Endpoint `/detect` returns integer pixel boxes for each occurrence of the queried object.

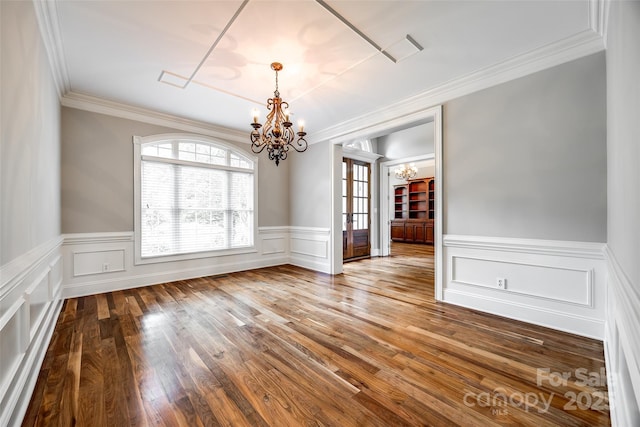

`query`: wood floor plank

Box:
[22,243,610,426]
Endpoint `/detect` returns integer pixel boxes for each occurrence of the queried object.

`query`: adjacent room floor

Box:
[23,243,610,426]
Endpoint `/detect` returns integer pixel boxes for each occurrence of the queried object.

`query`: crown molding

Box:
[313,23,605,143]
[32,0,70,97]
[61,92,248,143]
[37,0,606,145]
[33,0,246,143]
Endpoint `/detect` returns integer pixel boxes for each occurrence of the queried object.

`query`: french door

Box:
[342,158,371,261]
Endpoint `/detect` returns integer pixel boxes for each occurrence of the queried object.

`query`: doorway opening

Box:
[330,105,443,300]
[380,155,435,258]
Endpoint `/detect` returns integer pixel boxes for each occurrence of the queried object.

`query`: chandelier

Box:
[250,62,307,166]
[394,163,418,180]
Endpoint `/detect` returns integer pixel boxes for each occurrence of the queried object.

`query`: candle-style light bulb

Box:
[252,109,259,124]
[298,120,305,133]
[284,109,290,121]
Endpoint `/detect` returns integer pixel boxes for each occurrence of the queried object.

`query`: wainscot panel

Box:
[289,227,332,274]
[62,228,291,298]
[604,246,640,427]
[0,237,63,427]
[443,235,606,339]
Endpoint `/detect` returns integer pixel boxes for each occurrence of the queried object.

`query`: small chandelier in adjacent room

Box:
[250,62,307,166]
[394,163,418,180]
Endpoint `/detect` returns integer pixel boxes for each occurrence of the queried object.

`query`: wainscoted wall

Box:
[604,247,640,426]
[443,235,606,339]
[0,237,63,427]
[62,227,295,298]
[61,226,333,298]
[289,227,332,274]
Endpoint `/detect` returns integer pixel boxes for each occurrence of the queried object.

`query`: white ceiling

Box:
[42,0,604,141]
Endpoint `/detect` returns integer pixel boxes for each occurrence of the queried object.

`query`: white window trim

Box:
[133,133,258,265]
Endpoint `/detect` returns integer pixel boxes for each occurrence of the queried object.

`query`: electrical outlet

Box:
[496,277,506,289]
[102,263,110,272]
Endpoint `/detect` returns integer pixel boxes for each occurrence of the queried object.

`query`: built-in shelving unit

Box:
[391,177,435,244]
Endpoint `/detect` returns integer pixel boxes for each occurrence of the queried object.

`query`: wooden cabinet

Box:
[391,178,435,244]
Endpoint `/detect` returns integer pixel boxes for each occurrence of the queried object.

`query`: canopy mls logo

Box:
[463,367,609,416]
[462,387,554,416]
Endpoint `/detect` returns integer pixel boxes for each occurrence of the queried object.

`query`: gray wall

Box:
[61,107,289,233]
[443,52,607,242]
[377,122,434,160]
[289,140,331,228]
[1,1,61,265]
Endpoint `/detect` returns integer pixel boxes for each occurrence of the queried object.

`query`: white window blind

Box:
[137,138,254,259]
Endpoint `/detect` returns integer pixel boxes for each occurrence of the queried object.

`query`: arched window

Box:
[133,134,256,264]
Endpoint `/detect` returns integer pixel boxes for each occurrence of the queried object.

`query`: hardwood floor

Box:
[23,243,609,426]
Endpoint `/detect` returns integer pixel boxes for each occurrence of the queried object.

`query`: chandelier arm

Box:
[290,136,308,153]
[251,141,268,154]
[250,128,268,153]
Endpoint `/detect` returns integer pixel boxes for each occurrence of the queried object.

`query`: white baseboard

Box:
[604,246,640,426]
[289,255,332,274]
[443,235,606,339]
[444,288,605,339]
[0,237,63,427]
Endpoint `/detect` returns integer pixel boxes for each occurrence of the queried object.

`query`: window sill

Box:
[134,246,257,266]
